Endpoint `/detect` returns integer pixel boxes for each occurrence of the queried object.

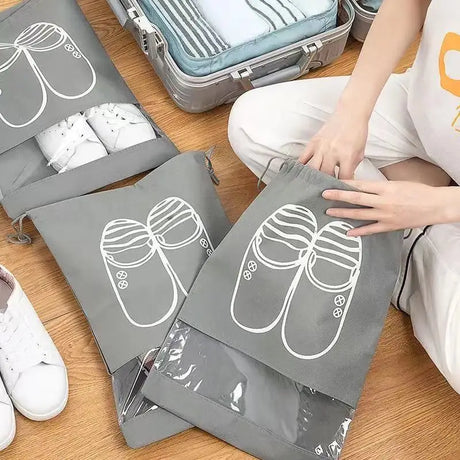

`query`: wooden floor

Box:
[1,0,460,459]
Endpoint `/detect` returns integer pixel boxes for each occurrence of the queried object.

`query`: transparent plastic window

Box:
[0,102,160,198]
[154,320,354,459]
[112,348,160,425]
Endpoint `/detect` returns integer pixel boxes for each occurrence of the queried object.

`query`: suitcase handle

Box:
[231,41,323,91]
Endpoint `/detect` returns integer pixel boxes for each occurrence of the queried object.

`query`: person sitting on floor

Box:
[229,0,460,394]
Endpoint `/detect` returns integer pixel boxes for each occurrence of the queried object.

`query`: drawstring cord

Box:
[204,147,220,185]
[257,157,287,190]
[7,214,32,245]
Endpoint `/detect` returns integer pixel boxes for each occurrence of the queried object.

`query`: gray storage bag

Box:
[27,152,231,448]
[143,161,402,459]
[0,0,178,225]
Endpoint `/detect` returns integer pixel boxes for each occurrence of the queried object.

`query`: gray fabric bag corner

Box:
[142,161,402,459]
[28,151,231,448]
[0,0,178,221]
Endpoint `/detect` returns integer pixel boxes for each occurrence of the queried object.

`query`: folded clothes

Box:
[152,0,229,58]
[139,0,337,76]
[290,0,336,17]
[357,0,382,13]
[193,0,271,47]
[247,0,306,30]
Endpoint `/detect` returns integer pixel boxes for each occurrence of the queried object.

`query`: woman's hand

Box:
[299,109,369,180]
[322,180,458,237]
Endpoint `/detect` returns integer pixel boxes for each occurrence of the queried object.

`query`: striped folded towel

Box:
[194,0,272,47]
[153,0,229,58]
[246,0,307,30]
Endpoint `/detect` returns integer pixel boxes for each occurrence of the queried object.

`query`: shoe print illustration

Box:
[231,204,362,360]
[0,22,96,128]
[100,197,214,328]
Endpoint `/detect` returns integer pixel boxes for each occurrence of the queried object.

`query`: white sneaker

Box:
[84,103,157,154]
[0,266,68,421]
[36,112,108,173]
[0,378,15,451]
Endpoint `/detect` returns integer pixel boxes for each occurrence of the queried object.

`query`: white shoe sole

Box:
[0,408,15,451]
[11,372,69,422]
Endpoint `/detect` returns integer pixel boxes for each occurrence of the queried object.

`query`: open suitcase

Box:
[107,0,355,113]
[350,0,381,42]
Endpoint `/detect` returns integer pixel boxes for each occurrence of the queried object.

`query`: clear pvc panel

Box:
[155,321,354,459]
[112,348,160,425]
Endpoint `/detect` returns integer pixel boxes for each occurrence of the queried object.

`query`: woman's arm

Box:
[300,0,431,179]
[337,0,430,120]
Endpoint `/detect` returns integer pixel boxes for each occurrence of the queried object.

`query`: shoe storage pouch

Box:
[143,161,402,460]
[28,152,231,448]
[0,0,178,221]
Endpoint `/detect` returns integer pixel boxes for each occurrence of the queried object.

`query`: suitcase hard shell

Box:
[106,0,355,113]
[350,0,377,42]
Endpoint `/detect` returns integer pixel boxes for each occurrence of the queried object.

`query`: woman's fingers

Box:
[347,222,389,237]
[299,144,314,164]
[319,156,337,176]
[342,179,387,194]
[338,160,356,180]
[322,189,381,207]
[326,206,380,221]
[307,153,323,171]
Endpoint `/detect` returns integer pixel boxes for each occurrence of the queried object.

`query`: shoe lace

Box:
[86,103,145,131]
[0,310,45,374]
[46,114,94,174]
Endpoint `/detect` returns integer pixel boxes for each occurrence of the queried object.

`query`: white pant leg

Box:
[393,224,460,394]
[228,72,432,183]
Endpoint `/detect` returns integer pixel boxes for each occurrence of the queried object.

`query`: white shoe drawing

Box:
[231,204,362,360]
[0,22,96,129]
[231,205,317,333]
[101,197,213,328]
[281,220,362,360]
[0,45,46,128]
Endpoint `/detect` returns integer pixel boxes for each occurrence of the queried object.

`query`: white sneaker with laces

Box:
[0,266,68,421]
[84,103,157,154]
[36,112,108,173]
[0,378,15,451]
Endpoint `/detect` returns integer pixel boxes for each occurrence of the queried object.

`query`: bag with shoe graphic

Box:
[27,152,231,448]
[0,0,178,224]
[142,161,402,460]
